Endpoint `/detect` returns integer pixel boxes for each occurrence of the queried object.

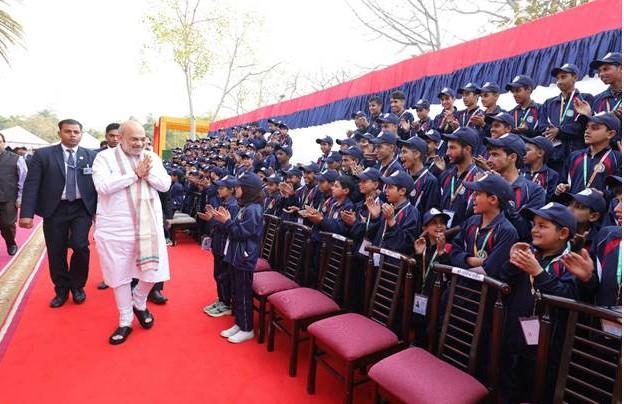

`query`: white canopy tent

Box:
[0,126,50,151]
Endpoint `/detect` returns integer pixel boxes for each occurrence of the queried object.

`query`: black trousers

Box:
[213,253,232,305]
[42,200,92,296]
[0,200,17,247]
[233,269,253,332]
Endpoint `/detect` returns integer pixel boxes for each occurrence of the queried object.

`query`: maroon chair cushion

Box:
[268,288,340,320]
[255,258,273,272]
[252,271,299,296]
[368,347,488,404]
[307,313,398,360]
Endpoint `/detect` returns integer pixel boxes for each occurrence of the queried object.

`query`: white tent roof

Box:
[79,132,102,149]
[0,126,50,150]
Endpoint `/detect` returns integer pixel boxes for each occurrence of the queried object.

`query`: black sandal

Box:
[109,326,132,345]
[133,307,154,329]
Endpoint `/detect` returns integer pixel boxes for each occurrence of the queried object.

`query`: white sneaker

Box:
[227,330,255,344]
[220,325,240,338]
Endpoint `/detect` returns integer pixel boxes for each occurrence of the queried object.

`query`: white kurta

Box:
[92,148,172,288]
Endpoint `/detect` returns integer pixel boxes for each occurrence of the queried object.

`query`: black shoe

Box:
[133,306,154,329]
[71,288,86,304]
[7,244,17,256]
[97,281,109,290]
[50,294,68,308]
[148,290,168,305]
[109,326,132,345]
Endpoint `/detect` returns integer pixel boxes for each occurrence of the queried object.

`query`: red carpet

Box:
[0,235,374,403]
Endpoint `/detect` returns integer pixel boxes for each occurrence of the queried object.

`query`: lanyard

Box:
[607,97,622,112]
[450,166,476,203]
[303,186,315,206]
[381,202,410,239]
[422,248,439,293]
[559,93,575,123]
[361,196,379,232]
[463,108,481,127]
[514,108,532,128]
[530,243,571,296]
[473,226,493,258]
[381,157,399,177]
[412,169,429,206]
[531,171,542,184]
[583,150,611,187]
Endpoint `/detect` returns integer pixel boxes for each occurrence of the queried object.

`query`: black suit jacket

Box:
[20,144,98,219]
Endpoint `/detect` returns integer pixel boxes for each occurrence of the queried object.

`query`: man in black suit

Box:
[19,119,98,308]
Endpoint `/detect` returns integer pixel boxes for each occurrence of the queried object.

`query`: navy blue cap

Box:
[442,127,480,151]
[464,173,515,203]
[521,202,577,236]
[326,151,342,164]
[316,169,340,182]
[376,113,400,125]
[285,168,303,177]
[315,136,333,145]
[351,110,367,119]
[551,63,580,77]
[437,87,456,99]
[267,118,278,124]
[590,52,622,70]
[422,207,451,226]
[237,172,263,189]
[398,136,427,158]
[380,170,414,193]
[505,75,535,91]
[302,162,321,173]
[237,151,255,159]
[214,175,240,188]
[266,174,283,184]
[353,132,373,142]
[480,82,501,93]
[356,167,382,181]
[412,99,430,109]
[579,111,621,132]
[278,122,289,129]
[371,131,399,145]
[485,112,514,127]
[606,175,622,189]
[458,82,482,95]
[339,146,364,161]
[210,166,227,177]
[419,129,441,143]
[484,133,526,159]
[275,144,293,156]
[522,135,554,158]
[560,188,607,213]
[336,138,357,147]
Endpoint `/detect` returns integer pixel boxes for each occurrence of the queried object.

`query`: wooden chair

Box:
[255,214,281,272]
[267,231,353,376]
[306,246,418,404]
[166,211,197,246]
[252,221,312,344]
[368,263,511,404]
[532,293,622,404]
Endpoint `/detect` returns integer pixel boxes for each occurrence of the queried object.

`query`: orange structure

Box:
[153,116,211,157]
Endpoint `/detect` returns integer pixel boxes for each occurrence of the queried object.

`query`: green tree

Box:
[0,0,23,64]
[145,0,226,139]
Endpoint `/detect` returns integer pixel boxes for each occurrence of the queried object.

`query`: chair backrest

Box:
[532,294,622,404]
[429,264,511,394]
[189,192,202,218]
[279,221,312,285]
[261,214,281,268]
[317,232,354,305]
[364,246,418,341]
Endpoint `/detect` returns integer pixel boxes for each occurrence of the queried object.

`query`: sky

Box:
[0,0,491,132]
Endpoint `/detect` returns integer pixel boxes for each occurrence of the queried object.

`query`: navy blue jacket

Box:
[581,226,622,307]
[564,146,621,193]
[210,196,239,257]
[522,164,559,202]
[450,213,518,279]
[439,163,482,227]
[318,197,355,237]
[367,200,421,256]
[509,175,546,241]
[408,168,440,216]
[170,182,185,210]
[223,203,264,272]
[509,101,542,138]
[433,107,458,134]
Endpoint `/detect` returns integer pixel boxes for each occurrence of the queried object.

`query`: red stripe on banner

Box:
[210,0,622,130]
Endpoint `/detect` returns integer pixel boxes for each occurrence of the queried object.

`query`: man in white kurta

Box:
[92,120,171,344]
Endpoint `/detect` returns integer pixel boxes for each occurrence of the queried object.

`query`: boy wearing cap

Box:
[299,163,323,223]
[273,145,293,175]
[390,91,415,140]
[376,113,400,137]
[485,134,546,241]
[457,83,485,134]
[366,171,421,256]
[315,136,333,171]
[324,151,342,171]
[506,75,542,138]
[305,175,355,238]
[540,63,595,175]
[434,87,459,134]
[500,203,579,402]
[419,129,447,175]
[450,173,518,279]
[477,82,505,136]
[277,122,293,147]
[373,132,403,178]
[263,174,282,216]
[412,99,433,135]
[522,136,559,201]
[277,168,304,221]
[589,52,622,117]
[557,112,621,195]
[315,169,340,215]
[398,136,440,214]
[439,128,484,227]
[559,188,606,250]
[199,175,240,318]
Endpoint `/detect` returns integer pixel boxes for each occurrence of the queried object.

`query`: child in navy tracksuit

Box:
[214,173,265,344]
[199,175,239,318]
